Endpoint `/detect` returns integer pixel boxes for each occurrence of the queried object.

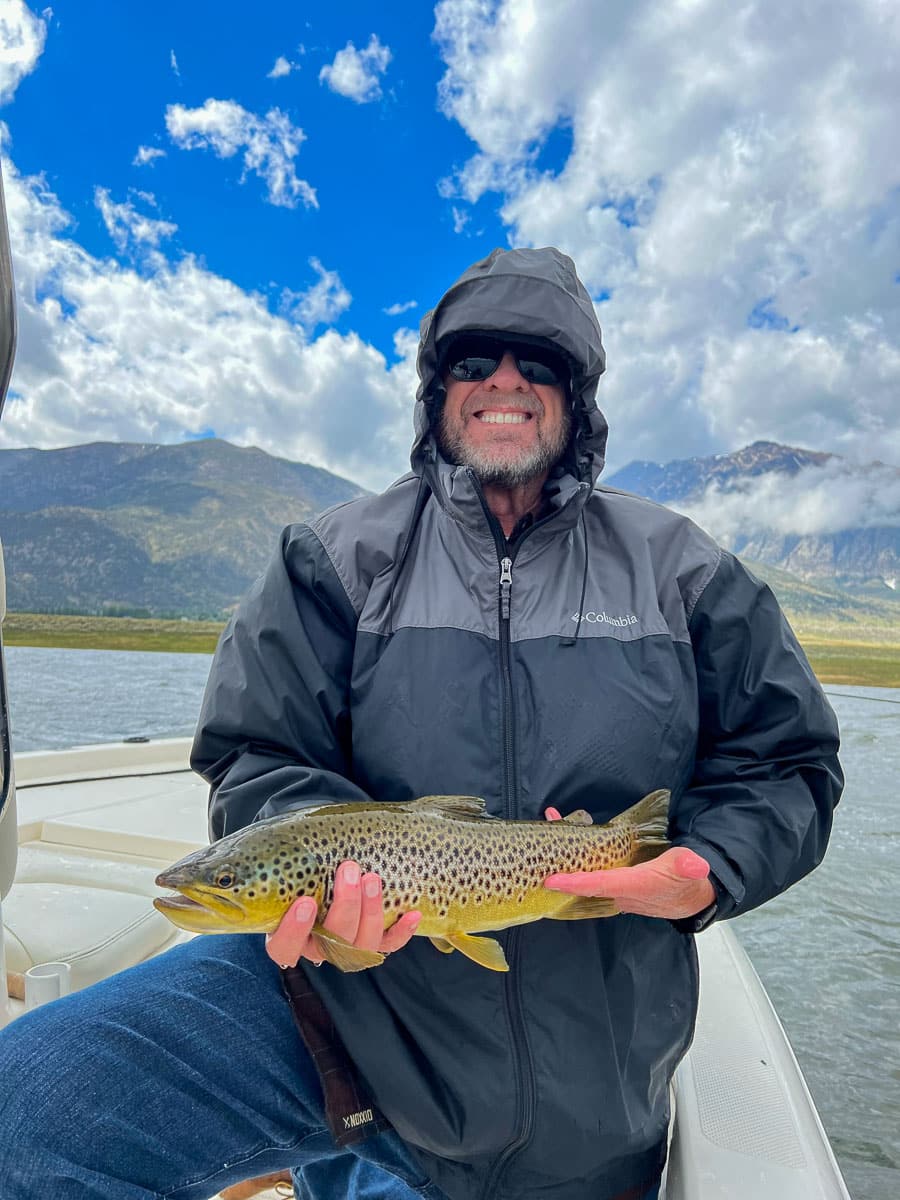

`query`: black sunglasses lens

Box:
[516,358,561,386]
[445,339,566,386]
[448,353,500,382]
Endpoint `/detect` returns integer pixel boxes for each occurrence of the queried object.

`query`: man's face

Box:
[436,342,571,488]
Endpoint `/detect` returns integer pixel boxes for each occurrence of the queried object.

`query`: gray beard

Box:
[435,407,572,488]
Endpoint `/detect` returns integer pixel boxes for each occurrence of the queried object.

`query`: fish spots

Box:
[191,799,656,941]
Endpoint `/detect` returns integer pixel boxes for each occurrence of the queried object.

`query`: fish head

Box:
[153,822,323,934]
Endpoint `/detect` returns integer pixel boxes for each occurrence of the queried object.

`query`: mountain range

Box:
[606,440,898,600]
[0,439,365,617]
[0,437,896,621]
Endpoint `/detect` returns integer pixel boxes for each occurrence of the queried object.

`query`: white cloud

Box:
[319,34,391,103]
[165,98,317,209]
[0,158,412,491]
[0,0,46,104]
[433,0,900,472]
[267,55,295,79]
[169,48,179,77]
[94,187,177,256]
[280,258,352,330]
[672,461,900,544]
[451,205,469,234]
[383,300,417,316]
[132,144,166,167]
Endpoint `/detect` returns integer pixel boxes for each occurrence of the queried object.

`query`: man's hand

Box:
[265,860,422,969]
[543,807,714,920]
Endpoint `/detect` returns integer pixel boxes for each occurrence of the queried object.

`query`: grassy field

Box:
[2,612,225,654]
[788,614,900,688]
[3,609,898,687]
[792,637,900,688]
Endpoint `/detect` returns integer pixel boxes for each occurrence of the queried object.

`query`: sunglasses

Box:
[443,336,568,388]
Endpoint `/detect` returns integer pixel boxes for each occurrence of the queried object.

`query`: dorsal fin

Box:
[562,809,593,825]
[405,795,490,821]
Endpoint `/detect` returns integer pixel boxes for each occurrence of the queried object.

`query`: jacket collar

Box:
[423,452,590,543]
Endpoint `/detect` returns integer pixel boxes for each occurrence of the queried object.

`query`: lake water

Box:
[4,645,899,1199]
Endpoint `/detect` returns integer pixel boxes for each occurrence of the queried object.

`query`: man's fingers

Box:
[267,861,442,970]
[380,910,422,954]
[265,896,318,967]
[355,873,387,951]
[545,848,711,896]
[544,860,667,898]
[323,861,364,943]
[544,847,715,920]
[544,870,615,896]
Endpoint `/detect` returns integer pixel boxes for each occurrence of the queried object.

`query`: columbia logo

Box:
[343,1109,374,1130]
[571,610,638,628]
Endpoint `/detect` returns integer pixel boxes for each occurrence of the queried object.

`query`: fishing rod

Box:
[823,690,900,706]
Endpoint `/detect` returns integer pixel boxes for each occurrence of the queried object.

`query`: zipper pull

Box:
[499,556,513,621]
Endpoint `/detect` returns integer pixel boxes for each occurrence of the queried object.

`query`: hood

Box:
[413,247,608,485]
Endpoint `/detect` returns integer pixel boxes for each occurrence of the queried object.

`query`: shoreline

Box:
[4,611,899,687]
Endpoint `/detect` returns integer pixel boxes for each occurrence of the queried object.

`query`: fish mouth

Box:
[153,886,247,931]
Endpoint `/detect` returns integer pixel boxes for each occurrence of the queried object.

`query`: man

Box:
[0,247,841,1200]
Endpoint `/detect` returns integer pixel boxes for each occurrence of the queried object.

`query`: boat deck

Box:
[2,740,850,1199]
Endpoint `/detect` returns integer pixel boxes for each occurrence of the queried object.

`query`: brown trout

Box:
[154,789,670,972]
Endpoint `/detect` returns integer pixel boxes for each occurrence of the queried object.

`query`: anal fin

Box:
[429,936,455,955]
[445,932,509,972]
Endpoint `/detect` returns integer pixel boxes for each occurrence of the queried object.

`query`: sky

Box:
[0,0,898,525]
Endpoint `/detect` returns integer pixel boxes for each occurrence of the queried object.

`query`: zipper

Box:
[467,468,590,1198]
[481,538,537,1200]
[498,554,515,808]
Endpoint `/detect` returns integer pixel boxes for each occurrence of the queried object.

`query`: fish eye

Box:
[215,870,236,889]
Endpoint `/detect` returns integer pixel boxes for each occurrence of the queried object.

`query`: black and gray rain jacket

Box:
[192,248,842,1200]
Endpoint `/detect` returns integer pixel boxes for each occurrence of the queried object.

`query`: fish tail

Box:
[614,788,671,865]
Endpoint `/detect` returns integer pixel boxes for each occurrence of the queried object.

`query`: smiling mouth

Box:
[474,411,532,424]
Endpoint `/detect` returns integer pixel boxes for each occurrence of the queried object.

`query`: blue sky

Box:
[6,2,509,357]
[0,0,898,537]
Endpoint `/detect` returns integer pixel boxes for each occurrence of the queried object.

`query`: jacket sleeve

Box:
[191,523,370,841]
[672,550,843,921]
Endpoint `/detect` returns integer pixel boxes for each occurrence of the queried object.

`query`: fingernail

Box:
[342,863,360,886]
[295,897,317,921]
[364,876,381,898]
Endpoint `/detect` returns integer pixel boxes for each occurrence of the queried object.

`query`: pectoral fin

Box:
[445,932,509,972]
[547,897,620,921]
[311,925,385,972]
[429,937,456,955]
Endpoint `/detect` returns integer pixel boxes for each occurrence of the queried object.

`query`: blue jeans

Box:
[0,935,445,1199]
[0,934,662,1200]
